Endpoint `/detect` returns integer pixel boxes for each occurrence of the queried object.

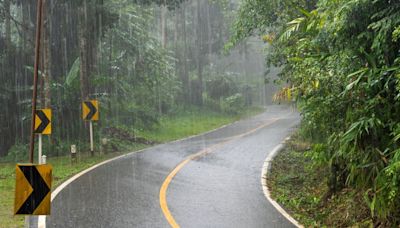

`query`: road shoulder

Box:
[261,138,303,228]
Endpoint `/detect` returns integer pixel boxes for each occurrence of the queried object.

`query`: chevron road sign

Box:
[34,109,51,135]
[82,100,99,121]
[14,164,52,215]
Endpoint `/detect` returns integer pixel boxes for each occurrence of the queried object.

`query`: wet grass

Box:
[138,107,263,142]
[0,146,149,228]
[0,163,18,228]
[0,106,263,227]
[267,133,371,227]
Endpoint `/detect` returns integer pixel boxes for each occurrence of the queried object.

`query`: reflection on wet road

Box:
[46,105,300,228]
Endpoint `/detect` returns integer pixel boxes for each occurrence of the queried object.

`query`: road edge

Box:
[261,138,303,228]
[38,108,266,228]
[37,148,149,228]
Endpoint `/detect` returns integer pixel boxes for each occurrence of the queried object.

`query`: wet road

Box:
[46,105,300,228]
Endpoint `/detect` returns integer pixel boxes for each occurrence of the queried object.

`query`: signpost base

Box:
[25,216,30,228]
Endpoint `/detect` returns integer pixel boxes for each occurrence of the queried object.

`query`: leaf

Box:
[65,58,80,87]
[344,68,368,91]
[297,7,312,18]
[362,51,377,69]
[24,66,43,77]
[279,17,306,41]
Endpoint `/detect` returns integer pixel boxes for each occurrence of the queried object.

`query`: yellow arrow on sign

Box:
[34,109,51,135]
[82,100,99,121]
[14,164,52,215]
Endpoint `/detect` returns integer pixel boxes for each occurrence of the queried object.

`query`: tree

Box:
[231,0,400,225]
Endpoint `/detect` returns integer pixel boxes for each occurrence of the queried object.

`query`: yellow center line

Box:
[159,117,283,228]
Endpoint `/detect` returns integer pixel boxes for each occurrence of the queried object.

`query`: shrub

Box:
[221,93,245,114]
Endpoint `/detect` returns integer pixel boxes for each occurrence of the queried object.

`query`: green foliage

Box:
[1,0,252,159]
[4,143,29,162]
[269,134,372,227]
[132,0,186,10]
[65,58,80,87]
[220,93,245,114]
[89,2,180,130]
[202,72,249,114]
[232,0,400,224]
[205,75,238,100]
[136,105,252,142]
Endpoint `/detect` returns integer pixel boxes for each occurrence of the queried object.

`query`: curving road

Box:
[44,105,300,228]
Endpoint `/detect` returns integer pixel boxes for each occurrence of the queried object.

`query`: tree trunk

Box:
[4,0,11,50]
[79,0,90,100]
[1,0,12,157]
[174,6,179,86]
[42,0,51,108]
[207,2,212,59]
[161,0,167,48]
[108,32,113,118]
[196,0,203,105]
[181,4,189,103]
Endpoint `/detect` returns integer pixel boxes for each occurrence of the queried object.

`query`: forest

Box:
[8,0,400,226]
[230,0,400,225]
[0,0,273,161]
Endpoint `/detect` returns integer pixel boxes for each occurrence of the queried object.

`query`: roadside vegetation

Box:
[268,131,371,227]
[0,0,271,226]
[230,0,400,226]
[139,106,262,142]
[0,0,271,161]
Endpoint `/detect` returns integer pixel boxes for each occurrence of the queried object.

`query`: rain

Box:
[0,0,279,160]
[2,0,398,227]
[1,0,292,227]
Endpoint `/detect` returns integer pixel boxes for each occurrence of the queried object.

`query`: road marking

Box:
[37,149,149,228]
[159,118,283,228]
[36,110,270,228]
[261,139,303,228]
[37,108,293,228]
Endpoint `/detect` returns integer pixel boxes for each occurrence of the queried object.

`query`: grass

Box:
[267,132,371,227]
[0,163,18,228]
[0,106,263,228]
[138,106,263,142]
[0,145,149,228]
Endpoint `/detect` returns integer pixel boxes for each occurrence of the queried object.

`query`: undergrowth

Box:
[268,132,372,227]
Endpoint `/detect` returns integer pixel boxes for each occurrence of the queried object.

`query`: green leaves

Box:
[65,58,80,87]
[279,17,306,42]
[343,68,367,92]
[231,0,400,224]
[342,116,383,144]
[24,66,43,78]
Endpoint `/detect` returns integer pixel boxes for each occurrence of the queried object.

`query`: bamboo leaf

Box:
[65,58,81,87]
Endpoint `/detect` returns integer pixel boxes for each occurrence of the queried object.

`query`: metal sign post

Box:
[38,134,42,164]
[89,121,94,155]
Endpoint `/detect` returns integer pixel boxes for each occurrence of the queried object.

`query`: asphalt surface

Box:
[45,105,300,228]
